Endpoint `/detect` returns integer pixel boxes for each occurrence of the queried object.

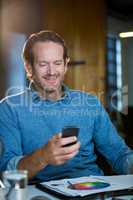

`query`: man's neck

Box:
[41,89,63,101]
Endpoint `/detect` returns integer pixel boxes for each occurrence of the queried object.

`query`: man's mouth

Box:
[43,76,58,85]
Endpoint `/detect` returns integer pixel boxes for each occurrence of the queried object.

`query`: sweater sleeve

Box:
[0,100,23,171]
[93,99,133,174]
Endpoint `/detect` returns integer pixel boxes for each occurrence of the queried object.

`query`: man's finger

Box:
[58,150,79,162]
[59,136,77,146]
[60,141,80,155]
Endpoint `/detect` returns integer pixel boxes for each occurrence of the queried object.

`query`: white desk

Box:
[0,185,59,200]
[27,185,133,200]
[27,185,59,200]
[1,175,133,200]
[28,175,133,200]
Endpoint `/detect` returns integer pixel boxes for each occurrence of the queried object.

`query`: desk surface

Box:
[2,175,133,200]
[28,175,133,200]
[27,185,59,200]
[28,185,133,200]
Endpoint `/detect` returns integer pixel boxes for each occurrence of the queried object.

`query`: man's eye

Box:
[55,62,62,65]
[39,63,47,67]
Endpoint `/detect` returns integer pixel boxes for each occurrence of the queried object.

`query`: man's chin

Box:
[43,86,58,93]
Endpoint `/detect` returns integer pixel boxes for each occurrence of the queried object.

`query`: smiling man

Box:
[25,40,68,100]
[0,30,133,182]
[24,31,69,98]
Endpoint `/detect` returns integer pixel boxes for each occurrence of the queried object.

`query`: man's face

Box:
[29,41,68,93]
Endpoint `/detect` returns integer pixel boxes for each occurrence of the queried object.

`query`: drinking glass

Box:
[2,170,28,200]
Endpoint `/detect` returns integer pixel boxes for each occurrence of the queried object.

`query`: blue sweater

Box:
[0,85,133,181]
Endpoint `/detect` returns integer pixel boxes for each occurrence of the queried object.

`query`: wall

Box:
[42,0,106,102]
[122,38,133,107]
[0,0,106,102]
[108,16,133,107]
[0,0,43,98]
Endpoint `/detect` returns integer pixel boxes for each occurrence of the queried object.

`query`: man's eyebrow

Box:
[37,59,63,64]
[54,59,63,62]
[38,60,48,64]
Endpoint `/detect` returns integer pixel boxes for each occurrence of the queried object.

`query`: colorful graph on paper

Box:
[69,181,110,190]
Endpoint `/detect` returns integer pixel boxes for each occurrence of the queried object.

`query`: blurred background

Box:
[0,0,132,148]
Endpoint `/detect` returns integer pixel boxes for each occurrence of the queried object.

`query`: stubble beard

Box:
[33,78,63,99]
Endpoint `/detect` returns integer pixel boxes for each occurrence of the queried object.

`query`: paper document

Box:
[39,175,133,197]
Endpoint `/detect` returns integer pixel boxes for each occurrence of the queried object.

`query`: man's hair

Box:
[22,30,68,66]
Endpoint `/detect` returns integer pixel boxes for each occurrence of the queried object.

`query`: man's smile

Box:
[43,75,59,85]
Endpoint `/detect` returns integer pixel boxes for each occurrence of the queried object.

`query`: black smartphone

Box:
[62,126,79,147]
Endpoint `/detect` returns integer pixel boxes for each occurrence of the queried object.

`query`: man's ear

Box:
[24,62,33,80]
[65,57,70,66]
[64,57,70,73]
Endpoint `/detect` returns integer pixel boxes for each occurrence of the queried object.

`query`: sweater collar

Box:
[27,82,71,103]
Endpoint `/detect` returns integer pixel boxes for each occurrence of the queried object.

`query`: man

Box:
[0,30,133,181]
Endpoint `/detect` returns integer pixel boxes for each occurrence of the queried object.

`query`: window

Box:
[106,35,122,113]
[5,32,27,95]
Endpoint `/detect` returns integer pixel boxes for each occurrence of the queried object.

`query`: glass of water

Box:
[2,170,28,200]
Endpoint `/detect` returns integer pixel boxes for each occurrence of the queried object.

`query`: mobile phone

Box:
[62,126,79,147]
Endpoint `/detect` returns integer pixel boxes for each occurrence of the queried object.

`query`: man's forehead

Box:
[32,41,64,61]
[33,41,63,51]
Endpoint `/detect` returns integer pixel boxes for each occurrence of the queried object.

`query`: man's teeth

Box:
[44,77,57,82]
[46,78,56,80]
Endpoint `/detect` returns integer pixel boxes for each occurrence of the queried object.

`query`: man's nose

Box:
[47,64,56,75]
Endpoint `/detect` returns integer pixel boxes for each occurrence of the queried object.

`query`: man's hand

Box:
[18,133,80,179]
[42,133,80,165]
